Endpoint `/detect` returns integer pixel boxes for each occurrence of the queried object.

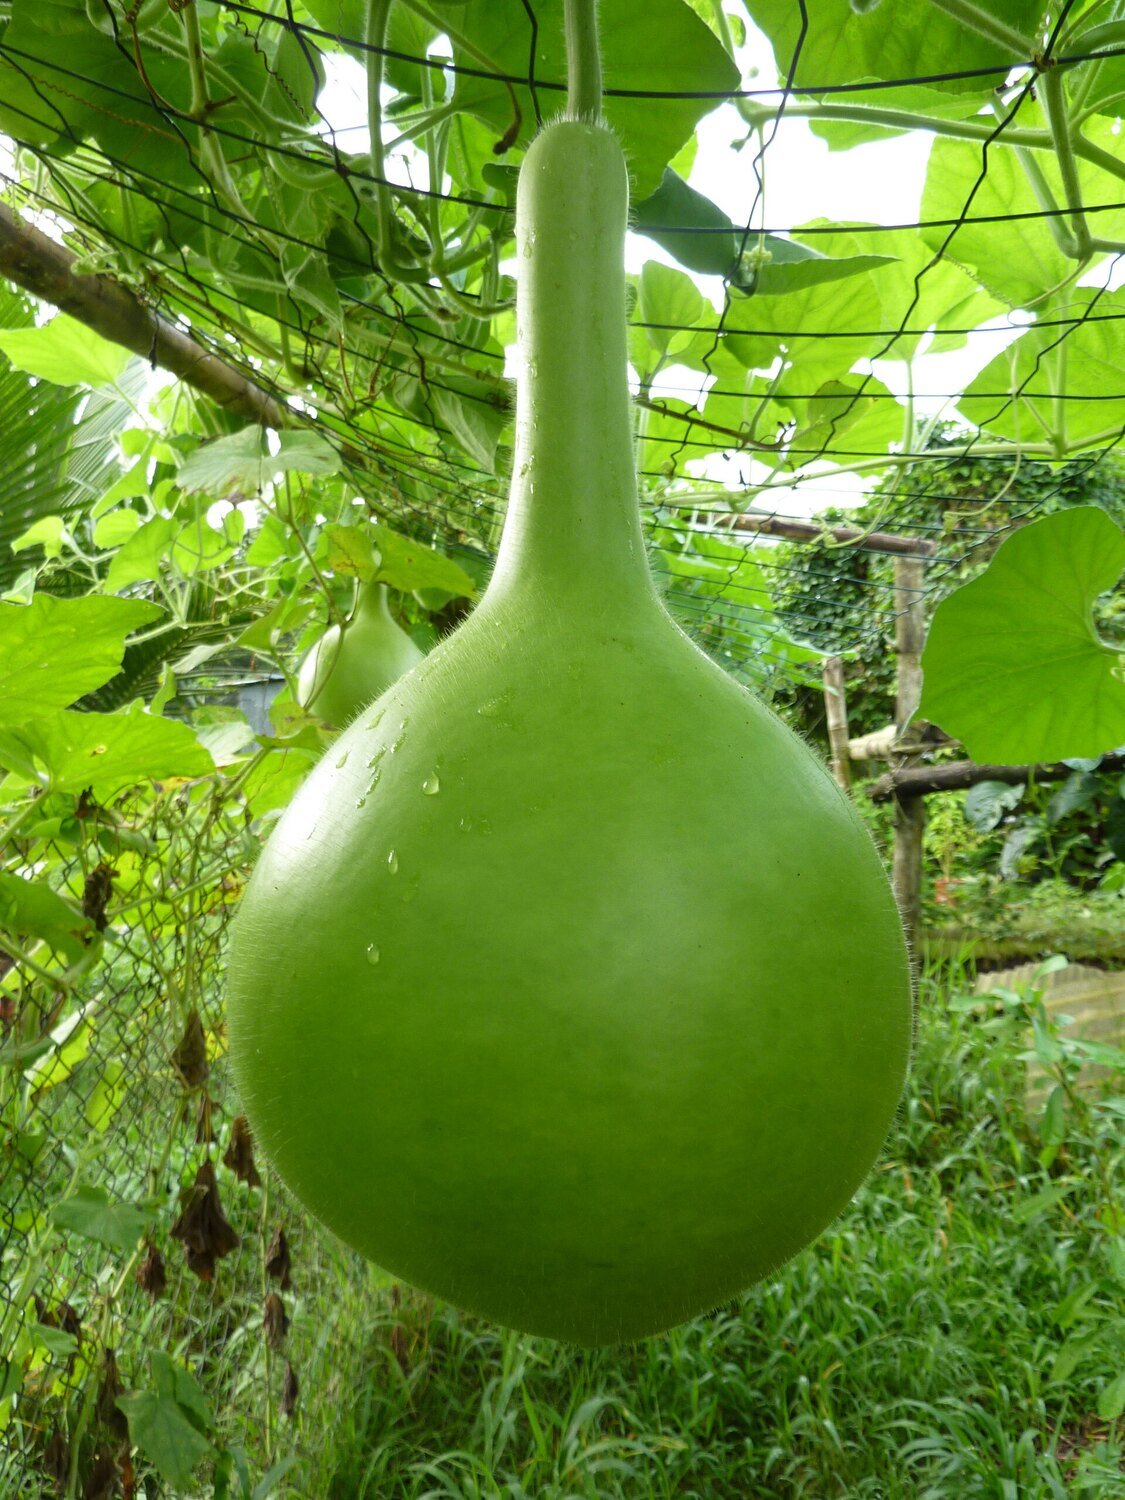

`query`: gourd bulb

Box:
[226,122,912,1346]
[297,579,423,730]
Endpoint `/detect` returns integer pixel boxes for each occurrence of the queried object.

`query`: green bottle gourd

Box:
[297,579,423,730]
[226,120,912,1346]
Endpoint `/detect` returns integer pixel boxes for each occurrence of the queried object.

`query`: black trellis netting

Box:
[3,2,1125,1493]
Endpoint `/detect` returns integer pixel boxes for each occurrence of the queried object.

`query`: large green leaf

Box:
[370,525,478,598]
[0,595,162,720]
[177,427,341,496]
[53,1184,150,1252]
[0,706,215,793]
[0,314,131,388]
[723,258,886,392]
[741,236,894,297]
[0,870,94,964]
[918,507,1125,763]
[920,115,1125,309]
[797,224,1005,360]
[632,170,738,278]
[742,0,1044,98]
[446,0,740,196]
[117,1390,213,1491]
[636,261,712,366]
[957,288,1125,452]
[0,0,201,185]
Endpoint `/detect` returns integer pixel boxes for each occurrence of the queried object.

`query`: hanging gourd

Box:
[226,0,912,1346]
[297,579,423,731]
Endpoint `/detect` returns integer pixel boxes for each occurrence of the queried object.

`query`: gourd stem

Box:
[565,0,604,122]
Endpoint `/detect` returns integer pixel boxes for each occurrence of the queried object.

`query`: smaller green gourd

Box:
[297,580,423,730]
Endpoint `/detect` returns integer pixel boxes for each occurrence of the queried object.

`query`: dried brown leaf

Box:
[82,1450,119,1500]
[170,1161,239,1281]
[281,1361,299,1418]
[82,863,115,932]
[265,1225,291,1290]
[95,1348,127,1441]
[222,1114,261,1188]
[171,1011,209,1089]
[135,1240,166,1302]
[263,1292,289,1350]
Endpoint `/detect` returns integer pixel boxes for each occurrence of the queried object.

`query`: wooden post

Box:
[891,556,927,950]
[822,656,852,791]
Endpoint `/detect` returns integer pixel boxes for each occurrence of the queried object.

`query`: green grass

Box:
[304,961,1124,1500]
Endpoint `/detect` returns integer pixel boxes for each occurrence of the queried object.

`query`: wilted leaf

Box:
[265,1225,292,1290]
[136,1240,166,1302]
[280,1362,299,1418]
[171,1011,209,1090]
[95,1348,128,1442]
[170,1162,239,1280]
[263,1293,288,1351]
[82,863,114,932]
[223,1114,261,1189]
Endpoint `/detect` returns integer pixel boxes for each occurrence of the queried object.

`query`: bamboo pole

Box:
[822,656,852,790]
[891,555,927,948]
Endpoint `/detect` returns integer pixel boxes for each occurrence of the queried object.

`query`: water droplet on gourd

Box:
[335,752,349,768]
[366,710,385,732]
[459,817,473,833]
[387,849,399,874]
[401,875,419,904]
[366,943,380,966]
[422,773,441,796]
[366,749,385,771]
[355,794,367,810]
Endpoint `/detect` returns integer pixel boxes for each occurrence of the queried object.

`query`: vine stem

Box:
[737,97,1053,151]
[364,0,428,283]
[565,0,604,122]
[1041,66,1093,258]
[927,0,1038,56]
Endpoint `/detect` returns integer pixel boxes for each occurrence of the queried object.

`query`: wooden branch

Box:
[714,508,936,558]
[0,202,291,430]
[869,752,1125,803]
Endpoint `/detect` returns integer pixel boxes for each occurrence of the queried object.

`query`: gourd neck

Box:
[487,122,657,615]
[353,579,391,625]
